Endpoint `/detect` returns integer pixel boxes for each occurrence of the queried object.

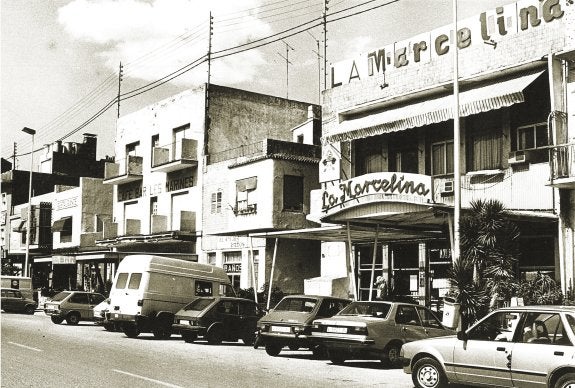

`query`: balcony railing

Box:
[152,138,198,172]
[549,144,575,189]
[103,155,143,184]
[209,139,321,164]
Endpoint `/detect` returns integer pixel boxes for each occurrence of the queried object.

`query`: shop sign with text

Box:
[321,172,431,212]
[330,0,564,88]
[118,172,194,202]
[224,263,241,273]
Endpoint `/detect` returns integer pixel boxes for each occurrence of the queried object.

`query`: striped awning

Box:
[323,70,544,144]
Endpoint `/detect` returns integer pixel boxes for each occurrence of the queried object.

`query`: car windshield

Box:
[337,302,391,318]
[50,291,71,302]
[274,297,317,313]
[183,298,215,311]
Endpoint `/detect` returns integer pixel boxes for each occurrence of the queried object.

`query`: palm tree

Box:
[451,199,520,327]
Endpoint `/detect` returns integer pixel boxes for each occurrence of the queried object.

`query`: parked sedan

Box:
[1,288,37,314]
[172,296,263,345]
[44,291,106,325]
[256,295,351,357]
[401,305,575,388]
[311,301,454,367]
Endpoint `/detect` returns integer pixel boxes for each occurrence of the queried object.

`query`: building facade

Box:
[306,0,574,305]
[98,84,322,294]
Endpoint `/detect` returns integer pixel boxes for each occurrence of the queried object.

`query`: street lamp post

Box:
[22,127,36,277]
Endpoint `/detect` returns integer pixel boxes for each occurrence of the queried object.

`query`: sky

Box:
[1,0,517,168]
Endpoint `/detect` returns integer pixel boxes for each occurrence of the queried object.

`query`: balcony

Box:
[152,138,198,173]
[549,144,575,189]
[103,155,143,185]
[210,138,321,165]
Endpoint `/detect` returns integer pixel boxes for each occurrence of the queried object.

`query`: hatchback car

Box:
[256,295,351,357]
[311,301,454,367]
[172,296,263,345]
[44,291,106,325]
[1,288,37,314]
[401,305,575,388]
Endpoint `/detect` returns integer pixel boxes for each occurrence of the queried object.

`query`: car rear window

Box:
[338,302,391,318]
[115,273,129,289]
[50,291,72,302]
[184,298,215,311]
[274,297,317,312]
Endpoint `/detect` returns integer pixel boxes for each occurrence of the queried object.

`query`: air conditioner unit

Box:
[442,180,454,194]
[508,151,527,165]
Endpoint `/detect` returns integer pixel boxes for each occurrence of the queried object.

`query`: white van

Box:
[107,255,233,339]
[1,276,34,300]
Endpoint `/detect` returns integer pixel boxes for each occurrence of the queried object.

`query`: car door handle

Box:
[555,351,564,356]
[496,347,506,352]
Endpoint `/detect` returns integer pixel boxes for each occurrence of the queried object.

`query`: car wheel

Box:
[50,316,64,324]
[381,342,402,368]
[152,325,172,340]
[328,350,346,365]
[122,324,140,338]
[242,332,256,346]
[206,326,223,345]
[265,344,282,357]
[182,332,197,343]
[412,357,448,388]
[24,305,36,315]
[555,372,575,388]
[103,322,115,331]
[312,345,328,359]
[66,312,80,325]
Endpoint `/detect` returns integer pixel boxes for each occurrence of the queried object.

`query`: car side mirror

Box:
[457,331,468,341]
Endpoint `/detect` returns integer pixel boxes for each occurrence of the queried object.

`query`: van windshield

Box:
[115,273,128,289]
[183,298,215,311]
[50,291,72,302]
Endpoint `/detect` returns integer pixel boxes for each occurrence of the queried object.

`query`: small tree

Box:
[450,199,520,327]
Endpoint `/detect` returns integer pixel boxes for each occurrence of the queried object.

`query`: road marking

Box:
[112,369,184,388]
[8,342,42,352]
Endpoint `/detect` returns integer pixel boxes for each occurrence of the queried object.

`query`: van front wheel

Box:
[152,325,172,340]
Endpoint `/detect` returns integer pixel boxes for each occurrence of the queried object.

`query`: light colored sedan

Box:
[311,301,454,367]
[400,305,575,388]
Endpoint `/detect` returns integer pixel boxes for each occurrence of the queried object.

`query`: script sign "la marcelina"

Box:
[321,172,432,212]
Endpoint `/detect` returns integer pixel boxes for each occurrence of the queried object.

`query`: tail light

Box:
[137,299,143,307]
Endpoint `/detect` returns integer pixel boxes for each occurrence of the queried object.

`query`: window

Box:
[395,305,421,325]
[115,273,128,289]
[70,293,89,304]
[173,124,190,160]
[283,175,304,212]
[211,191,222,214]
[355,137,385,176]
[151,134,159,166]
[235,177,257,215]
[224,251,242,289]
[90,293,105,304]
[207,252,216,265]
[431,141,454,176]
[416,307,443,329]
[297,134,304,144]
[195,280,213,296]
[95,215,104,233]
[390,148,419,173]
[515,123,548,151]
[467,111,503,171]
[467,311,520,341]
[128,273,142,289]
[60,217,73,243]
[126,141,140,156]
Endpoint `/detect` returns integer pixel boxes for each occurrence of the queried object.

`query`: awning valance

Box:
[236,176,257,192]
[324,70,544,144]
[52,217,72,232]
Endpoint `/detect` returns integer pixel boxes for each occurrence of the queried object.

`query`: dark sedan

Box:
[1,288,37,314]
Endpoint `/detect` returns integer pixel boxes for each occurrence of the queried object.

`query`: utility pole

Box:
[308,31,322,104]
[323,0,329,90]
[204,12,214,162]
[277,40,294,99]
[452,0,461,265]
[12,142,17,169]
[117,62,123,118]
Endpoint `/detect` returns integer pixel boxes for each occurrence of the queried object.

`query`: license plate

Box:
[271,325,291,333]
[326,326,347,334]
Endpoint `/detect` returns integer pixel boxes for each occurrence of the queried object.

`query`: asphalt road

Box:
[1,311,415,388]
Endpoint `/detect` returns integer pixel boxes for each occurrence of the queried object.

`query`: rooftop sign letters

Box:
[322,172,432,212]
[330,0,564,88]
